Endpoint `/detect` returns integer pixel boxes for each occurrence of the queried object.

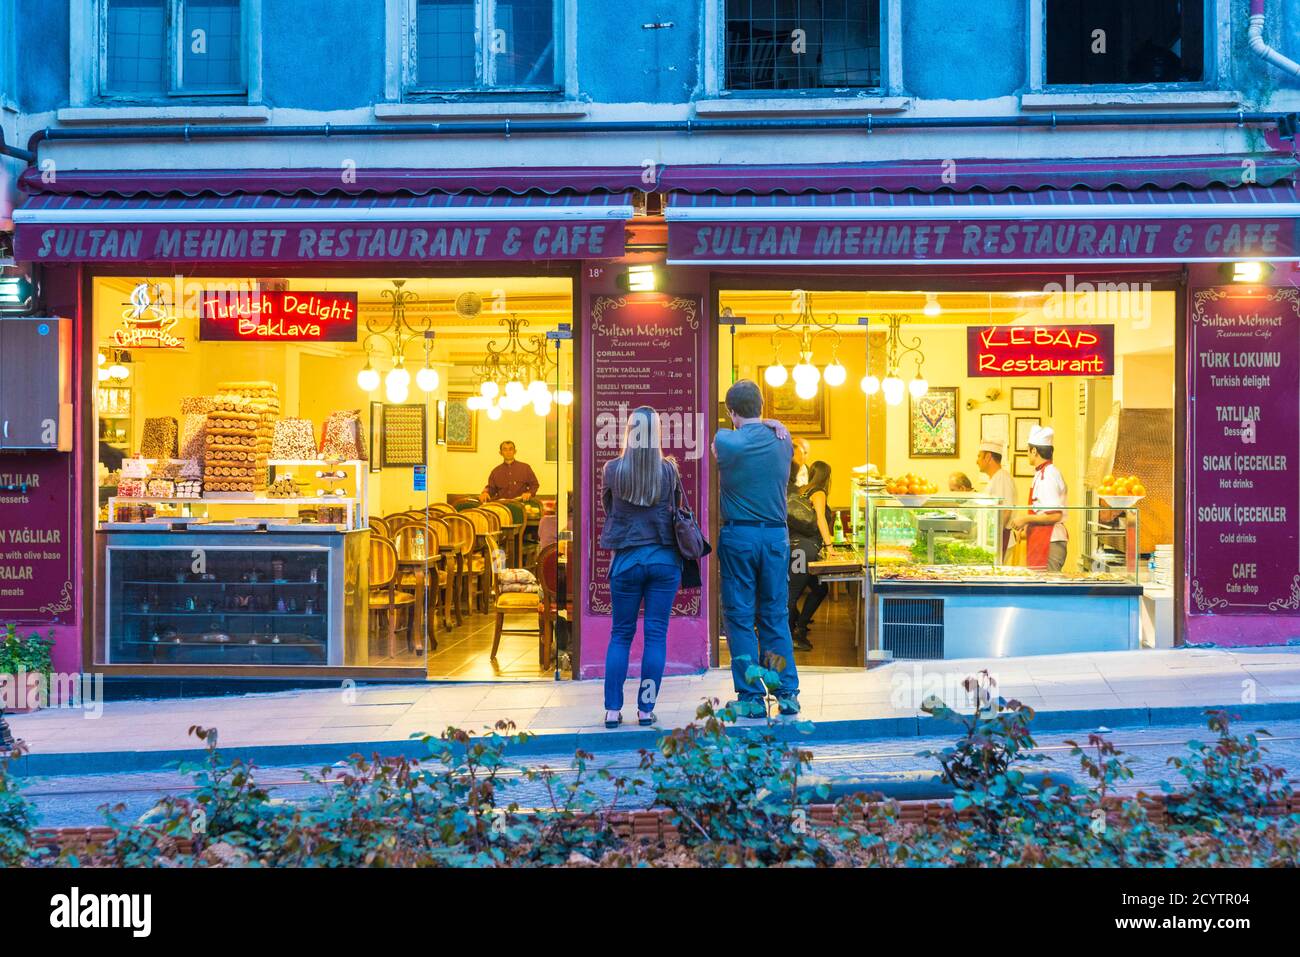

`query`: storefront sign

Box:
[668,218,1298,263]
[967,324,1114,377]
[199,291,358,342]
[0,452,74,621]
[1188,287,1300,614]
[588,294,705,617]
[17,222,623,263]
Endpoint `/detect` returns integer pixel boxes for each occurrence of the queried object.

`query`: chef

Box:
[1008,426,1068,572]
[975,439,1016,557]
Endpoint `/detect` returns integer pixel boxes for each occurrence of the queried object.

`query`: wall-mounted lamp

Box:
[1221,261,1274,284]
[619,265,660,293]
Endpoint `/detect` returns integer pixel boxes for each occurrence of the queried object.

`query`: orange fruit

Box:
[1132,484,1146,496]
[1103,474,1115,485]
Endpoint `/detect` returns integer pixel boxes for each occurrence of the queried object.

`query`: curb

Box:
[9,700,1300,777]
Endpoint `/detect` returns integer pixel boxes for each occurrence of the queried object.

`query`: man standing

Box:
[713,379,800,716]
[479,440,539,502]
[975,440,1016,558]
[1008,426,1068,572]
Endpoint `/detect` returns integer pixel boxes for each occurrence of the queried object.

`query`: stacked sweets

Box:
[203,395,262,495]
[217,380,280,492]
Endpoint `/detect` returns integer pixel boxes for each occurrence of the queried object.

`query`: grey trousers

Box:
[1047,541,1067,573]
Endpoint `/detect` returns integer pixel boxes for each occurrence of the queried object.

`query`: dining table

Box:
[395,539,458,647]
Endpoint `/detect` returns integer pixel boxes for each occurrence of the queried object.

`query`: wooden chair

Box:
[458,508,498,612]
[429,503,456,515]
[369,516,390,538]
[390,520,452,639]
[444,512,488,616]
[500,498,538,567]
[535,542,570,671]
[424,517,462,630]
[481,502,522,567]
[384,512,422,533]
[368,536,416,658]
[490,584,549,670]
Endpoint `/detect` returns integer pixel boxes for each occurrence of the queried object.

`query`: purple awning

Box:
[13,191,634,263]
[666,183,1300,265]
[18,152,1296,199]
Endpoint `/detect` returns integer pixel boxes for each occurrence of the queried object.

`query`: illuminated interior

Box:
[717,286,1177,668]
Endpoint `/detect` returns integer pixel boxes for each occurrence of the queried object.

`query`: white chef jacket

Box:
[984,467,1016,526]
[1029,462,1068,542]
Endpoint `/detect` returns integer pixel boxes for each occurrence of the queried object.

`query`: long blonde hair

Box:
[606,405,672,506]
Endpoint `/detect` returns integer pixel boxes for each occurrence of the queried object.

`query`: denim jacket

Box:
[599,460,678,551]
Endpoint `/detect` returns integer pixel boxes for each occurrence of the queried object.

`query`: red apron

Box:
[1026,464,1055,570]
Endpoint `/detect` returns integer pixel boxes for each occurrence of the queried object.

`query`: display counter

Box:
[95,527,369,666]
[866,502,1143,659]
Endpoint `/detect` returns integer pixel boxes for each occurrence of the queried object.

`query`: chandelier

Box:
[356,280,440,403]
[760,291,847,400]
[465,315,572,419]
[861,314,928,406]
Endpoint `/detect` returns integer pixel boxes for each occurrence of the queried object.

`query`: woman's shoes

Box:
[637,711,657,727]
[604,711,622,729]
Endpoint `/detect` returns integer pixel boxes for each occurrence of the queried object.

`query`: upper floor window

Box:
[408,0,559,93]
[724,0,882,92]
[102,0,245,97]
[1046,0,1204,85]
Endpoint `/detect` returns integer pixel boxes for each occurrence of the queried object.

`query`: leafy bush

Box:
[0,624,54,711]
[0,743,38,867]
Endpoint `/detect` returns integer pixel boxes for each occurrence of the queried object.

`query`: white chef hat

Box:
[1027,425,1055,447]
[978,440,1005,456]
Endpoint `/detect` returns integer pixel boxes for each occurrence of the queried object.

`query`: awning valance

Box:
[13,191,634,263]
[666,184,1300,265]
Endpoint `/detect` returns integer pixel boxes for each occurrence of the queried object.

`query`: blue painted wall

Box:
[261,0,387,109]
[4,1,1299,115]
[902,0,1025,99]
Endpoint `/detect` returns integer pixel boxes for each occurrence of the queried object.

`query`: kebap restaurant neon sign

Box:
[199,291,359,342]
[967,324,1115,377]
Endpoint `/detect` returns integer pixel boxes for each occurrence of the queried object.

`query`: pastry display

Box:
[145,476,175,498]
[266,475,303,499]
[174,478,203,499]
[178,412,209,462]
[140,417,179,460]
[179,396,215,415]
[319,409,366,462]
[271,418,317,461]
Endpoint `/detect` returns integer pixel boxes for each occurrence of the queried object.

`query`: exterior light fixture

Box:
[0,266,35,314]
[1222,261,1273,284]
[620,264,659,292]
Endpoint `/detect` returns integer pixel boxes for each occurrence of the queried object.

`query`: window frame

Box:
[705,0,902,102]
[93,0,253,101]
[0,0,16,111]
[1028,0,1232,95]
[397,0,565,98]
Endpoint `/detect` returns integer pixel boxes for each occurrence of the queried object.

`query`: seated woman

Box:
[786,461,834,652]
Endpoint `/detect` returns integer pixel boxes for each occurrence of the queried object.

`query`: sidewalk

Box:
[7,647,1300,775]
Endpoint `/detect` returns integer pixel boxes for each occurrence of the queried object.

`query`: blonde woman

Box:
[598,406,683,728]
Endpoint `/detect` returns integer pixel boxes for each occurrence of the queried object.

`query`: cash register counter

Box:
[95,526,369,667]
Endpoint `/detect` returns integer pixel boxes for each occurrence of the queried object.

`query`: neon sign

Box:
[967,324,1114,377]
[199,291,358,342]
[113,282,184,349]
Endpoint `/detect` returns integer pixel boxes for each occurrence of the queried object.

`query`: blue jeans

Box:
[719,524,800,700]
[604,562,681,712]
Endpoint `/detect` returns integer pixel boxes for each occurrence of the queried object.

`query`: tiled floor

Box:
[719,588,863,670]
[369,606,553,681]
[9,647,1300,757]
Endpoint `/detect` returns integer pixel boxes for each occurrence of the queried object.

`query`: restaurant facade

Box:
[3,148,1300,684]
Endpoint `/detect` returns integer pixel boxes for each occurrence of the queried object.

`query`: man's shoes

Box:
[777,696,801,716]
[791,625,813,652]
[727,699,769,719]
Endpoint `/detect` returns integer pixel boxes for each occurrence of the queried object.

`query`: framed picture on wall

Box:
[368,402,383,472]
[446,393,477,452]
[760,379,829,437]
[908,387,959,458]
[1014,455,1035,478]
[1011,387,1040,410]
[980,413,1010,447]
[435,399,448,446]
[1015,416,1041,452]
[381,404,426,468]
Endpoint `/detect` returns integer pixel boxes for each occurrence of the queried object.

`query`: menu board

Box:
[588,294,704,616]
[1188,287,1300,614]
[0,452,74,621]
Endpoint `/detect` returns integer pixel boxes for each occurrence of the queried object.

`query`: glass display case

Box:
[869,503,1141,584]
[105,545,332,665]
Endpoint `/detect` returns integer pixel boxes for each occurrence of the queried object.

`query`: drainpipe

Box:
[1249,0,1300,78]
